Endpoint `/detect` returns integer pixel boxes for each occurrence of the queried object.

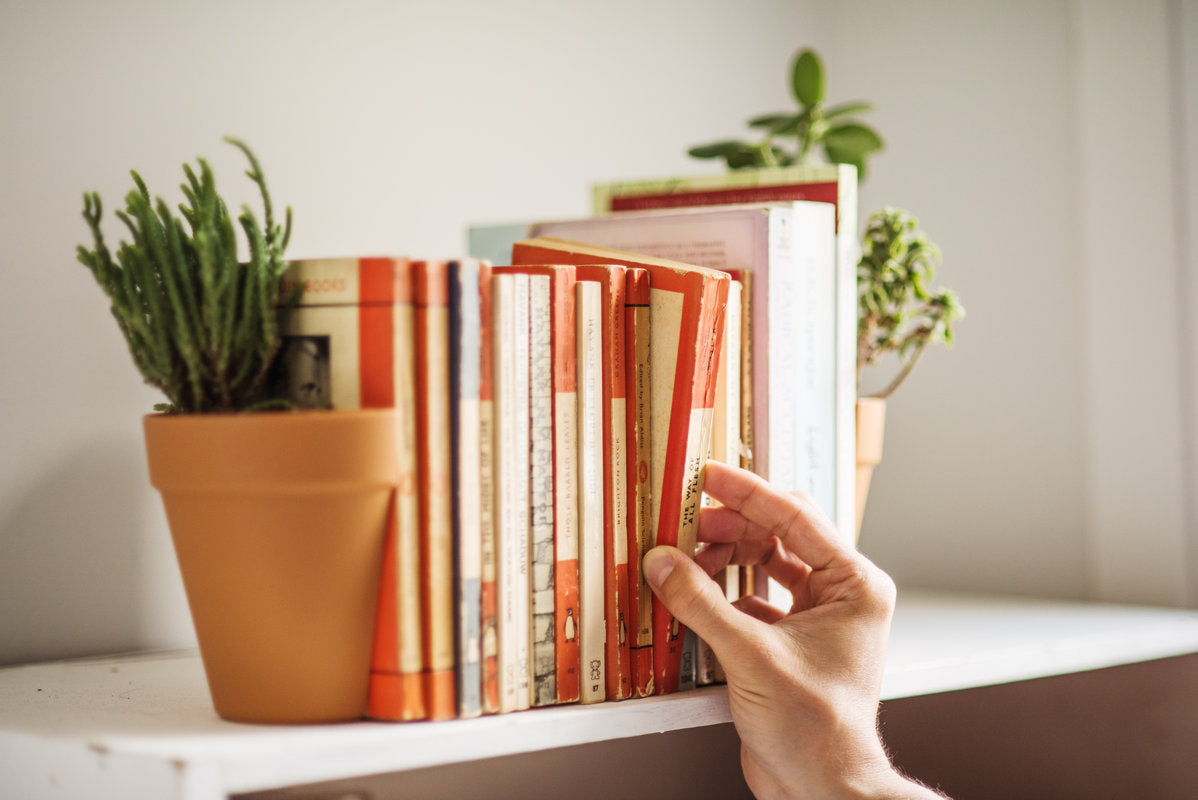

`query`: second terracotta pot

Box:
[854,397,887,543]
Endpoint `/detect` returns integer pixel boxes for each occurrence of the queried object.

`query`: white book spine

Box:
[766,203,837,611]
[575,281,606,703]
[495,274,532,713]
[512,274,532,711]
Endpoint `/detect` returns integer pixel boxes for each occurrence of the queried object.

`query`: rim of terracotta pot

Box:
[144,408,401,490]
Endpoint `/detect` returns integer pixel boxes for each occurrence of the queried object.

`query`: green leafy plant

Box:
[688,47,884,178]
[77,136,298,413]
[857,208,964,399]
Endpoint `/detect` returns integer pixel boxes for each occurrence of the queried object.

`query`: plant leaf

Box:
[724,146,765,169]
[823,101,873,120]
[791,48,825,107]
[822,122,884,154]
[687,140,750,159]
[747,113,793,129]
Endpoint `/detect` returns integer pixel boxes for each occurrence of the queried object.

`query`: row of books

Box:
[272,163,857,721]
[275,236,732,720]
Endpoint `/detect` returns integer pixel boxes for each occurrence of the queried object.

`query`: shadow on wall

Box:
[0,437,183,666]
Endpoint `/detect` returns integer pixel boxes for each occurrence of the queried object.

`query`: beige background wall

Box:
[2,0,1195,666]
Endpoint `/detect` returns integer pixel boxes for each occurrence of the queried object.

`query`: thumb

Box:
[643,545,750,656]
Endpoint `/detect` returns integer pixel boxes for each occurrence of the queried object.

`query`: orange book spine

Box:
[623,267,653,697]
[478,267,500,714]
[650,267,726,694]
[331,257,421,721]
[576,265,631,701]
[413,260,456,719]
[493,264,580,705]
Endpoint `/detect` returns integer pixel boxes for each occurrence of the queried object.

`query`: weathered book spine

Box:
[575,280,607,704]
[493,264,581,705]
[576,265,631,701]
[479,270,500,714]
[449,258,487,719]
[526,274,557,707]
[623,267,653,698]
[495,273,532,713]
[697,279,742,688]
[511,239,728,696]
[413,260,456,720]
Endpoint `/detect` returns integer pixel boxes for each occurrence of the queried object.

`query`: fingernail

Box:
[643,547,675,588]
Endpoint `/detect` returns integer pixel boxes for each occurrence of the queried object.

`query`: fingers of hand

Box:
[702,461,847,570]
[697,534,818,607]
[694,541,735,576]
[643,545,763,655]
[731,594,787,625]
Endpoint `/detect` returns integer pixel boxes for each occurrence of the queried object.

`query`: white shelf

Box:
[4,589,1198,800]
[882,588,1198,698]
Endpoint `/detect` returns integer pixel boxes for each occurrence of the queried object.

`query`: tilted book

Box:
[512,238,729,695]
[531,205,841,615]
[574,279,606,704]
[592,165,858,540]
[493,265,580,705]
[697,279,742,688]
[574,264,632,701]
[622,267,654,698]
[277,257,426,722]
[448,258,489,719]
[413,260,457,720]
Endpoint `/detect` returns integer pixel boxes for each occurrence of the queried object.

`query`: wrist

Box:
[856,767,945,800]
[822,746,944,800]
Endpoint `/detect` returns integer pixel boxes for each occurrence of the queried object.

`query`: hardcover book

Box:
[531,204,837,523]
[592,165,859,537]
[530,205,843,617]
[512,237,729,694]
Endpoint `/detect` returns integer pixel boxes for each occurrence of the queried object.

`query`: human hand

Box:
[642,460,943,800]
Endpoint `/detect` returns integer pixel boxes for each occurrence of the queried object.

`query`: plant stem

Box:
[869,340,928,400]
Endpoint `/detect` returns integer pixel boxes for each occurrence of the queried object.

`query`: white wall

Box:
[1181,0,1198,608]
[820,0,1197,607]
[0,0,818,666]
[818,0,1092,597]
[1,0,1194,666]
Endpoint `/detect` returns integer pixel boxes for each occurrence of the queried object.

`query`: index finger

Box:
[701,460,848,570]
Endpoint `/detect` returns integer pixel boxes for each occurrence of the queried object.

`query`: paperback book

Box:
[512,237,729,695]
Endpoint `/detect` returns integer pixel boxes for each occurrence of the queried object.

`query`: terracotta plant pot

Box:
[854,398,887,543]
[144,409,399,724]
